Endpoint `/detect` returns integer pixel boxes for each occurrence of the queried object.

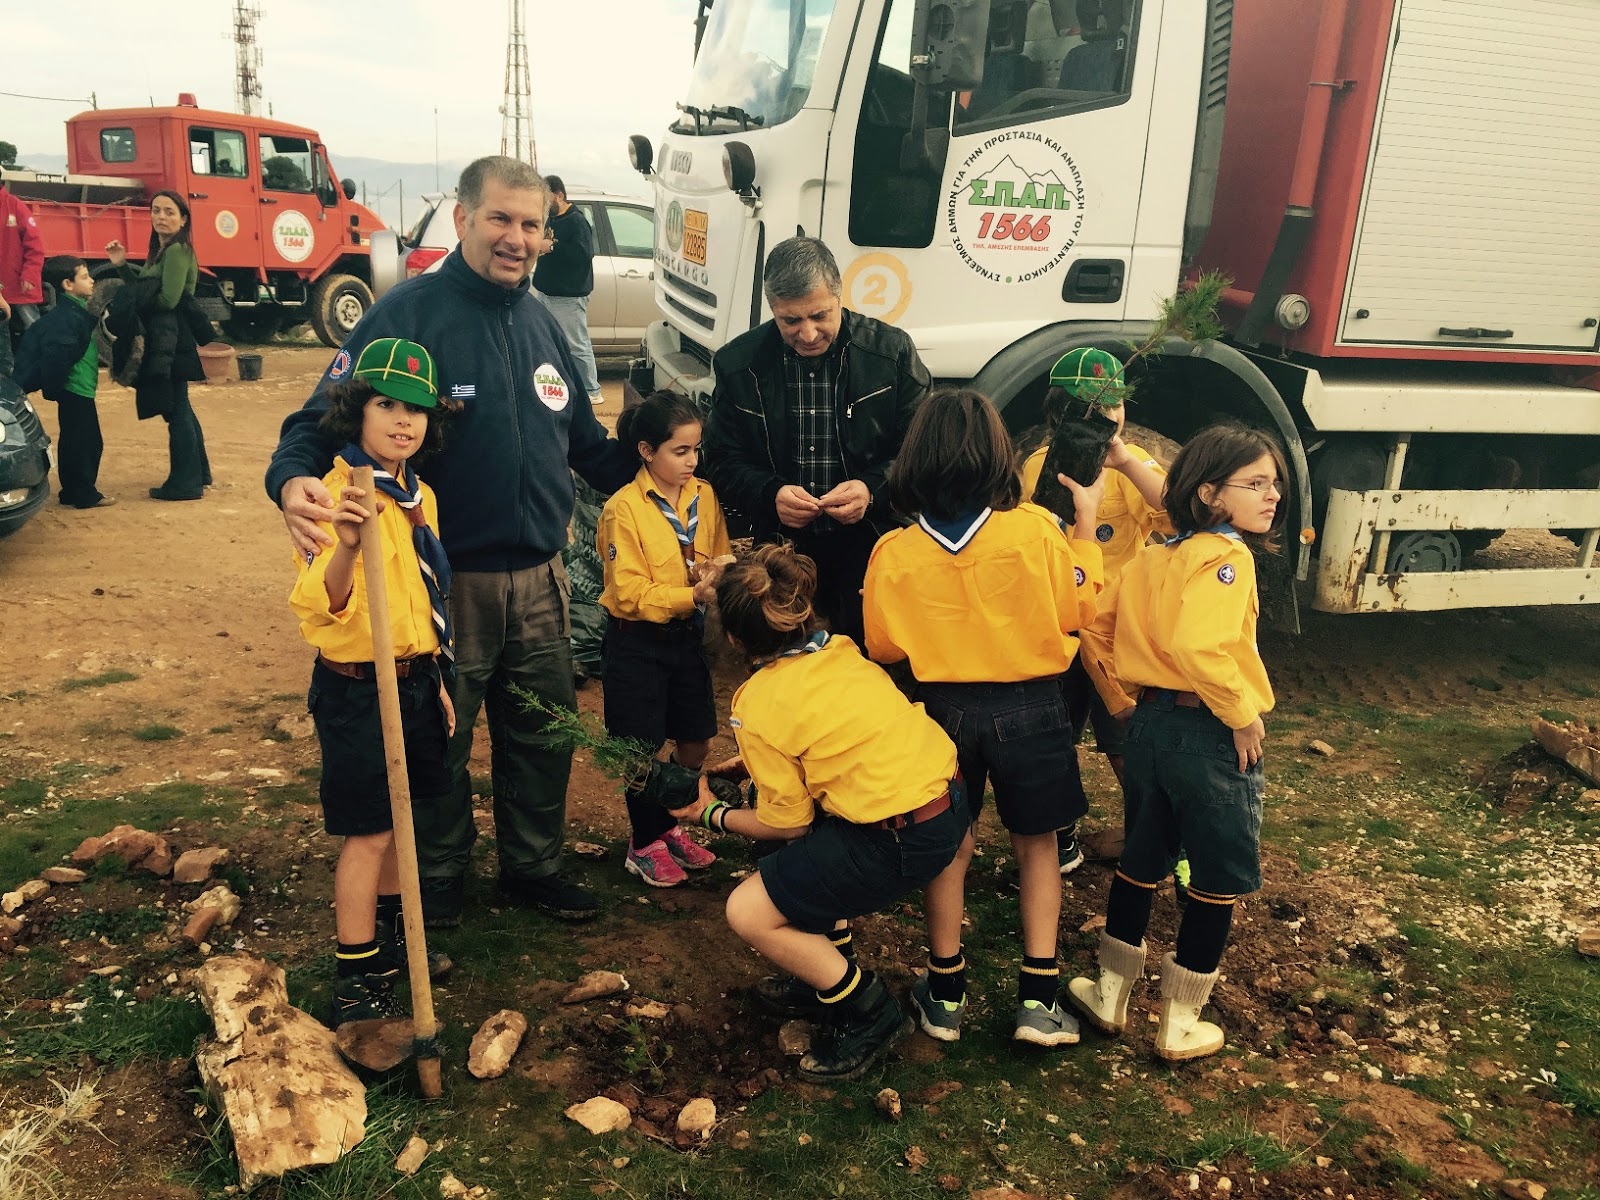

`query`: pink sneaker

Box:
[662,826,717,870]
[625,838,687,888]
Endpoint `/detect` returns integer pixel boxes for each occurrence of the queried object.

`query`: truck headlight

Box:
[722,142,756,195]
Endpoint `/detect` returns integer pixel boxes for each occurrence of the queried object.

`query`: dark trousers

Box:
[0,305,39,376]
[158,380,211,495]
[52,392,104,507]
[419,561,575,884]
[778,521,881,644]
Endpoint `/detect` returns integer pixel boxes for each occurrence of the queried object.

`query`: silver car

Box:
[370,188,657,355]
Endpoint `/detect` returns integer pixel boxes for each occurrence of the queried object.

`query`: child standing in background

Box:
[864,389,1104,1048]
[1068,422,1285,1062]
[598,390,731,888]
[1021,348,1171,874]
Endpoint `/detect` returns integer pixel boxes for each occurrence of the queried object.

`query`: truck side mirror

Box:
[342,178,357,201]
[910,0,992,89]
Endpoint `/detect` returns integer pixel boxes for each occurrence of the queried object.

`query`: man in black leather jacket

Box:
[704,237,930,643]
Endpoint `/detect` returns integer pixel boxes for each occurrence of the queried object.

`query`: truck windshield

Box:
[677,0,836,133]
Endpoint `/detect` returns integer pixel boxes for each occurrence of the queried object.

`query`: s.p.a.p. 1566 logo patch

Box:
[1217,563,1236,585]
[534,364,569,411]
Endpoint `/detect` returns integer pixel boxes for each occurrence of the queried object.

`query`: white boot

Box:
[1154,952,1224,1062]
[1067,931,1146,1035]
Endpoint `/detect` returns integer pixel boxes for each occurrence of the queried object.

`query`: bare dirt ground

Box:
[3,344,1599,1199]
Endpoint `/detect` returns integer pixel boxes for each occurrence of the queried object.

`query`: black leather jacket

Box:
[703,308,931,541]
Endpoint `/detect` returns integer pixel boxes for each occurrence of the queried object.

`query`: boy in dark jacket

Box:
[16,256,113,508]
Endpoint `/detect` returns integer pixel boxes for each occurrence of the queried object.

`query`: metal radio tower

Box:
[233,1,265,115]
[499,0,537,166]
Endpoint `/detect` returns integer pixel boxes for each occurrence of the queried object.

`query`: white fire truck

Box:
[628,0,1600,621]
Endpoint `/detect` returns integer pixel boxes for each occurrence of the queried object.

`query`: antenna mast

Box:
[233,1,265,115]
[499,0,537,166]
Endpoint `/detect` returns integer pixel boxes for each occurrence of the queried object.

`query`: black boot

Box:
[754,973,829,1018]
[330,972,402,1027]
[376,901,454,981]
[798,975,911,1082]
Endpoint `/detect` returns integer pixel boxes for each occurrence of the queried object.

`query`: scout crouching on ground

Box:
[287,338,456,1025]
[1068,422,1286,1062]
[597,389,731,888]
[863,389,1104,1049]
[668,544,966,1082]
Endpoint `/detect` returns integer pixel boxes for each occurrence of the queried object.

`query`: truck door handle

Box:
[620,269,646,278]
[189,192,208,200]
[1438,326,1513,339]
[260,197,278,205]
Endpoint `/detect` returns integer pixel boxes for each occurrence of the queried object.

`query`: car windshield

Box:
[677,0,836,133]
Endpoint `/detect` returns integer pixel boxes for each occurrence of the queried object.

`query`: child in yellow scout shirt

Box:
[598,390,731,888]
[1068,422,1286,1062]
[288,338,456,1025]
[862,389,1105,1048]
[669,543,966,1082]
[1021,348,1172,874]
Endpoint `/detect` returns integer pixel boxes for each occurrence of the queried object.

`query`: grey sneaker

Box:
[1057,833,1085,876]
[1013,998,1080,1046]
[910,974,965,1042]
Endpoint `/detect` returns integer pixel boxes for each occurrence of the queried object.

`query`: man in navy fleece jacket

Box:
[267,156,633,928]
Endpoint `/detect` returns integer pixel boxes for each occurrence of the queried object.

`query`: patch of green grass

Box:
[48,761,119,784]
[1538,708,1581,725]
[1567,681,1598,700]
[59,670,138,692]
[50,905,166,943]
[1173,1121,1297,1171]
[129,724,182,742]
[1363,817,1407,840]
[1409,850,1462,881]
[1465,675,1503,692]
[205,724,233,735]
[0,778,47,806]
[3,688,30,701]
[1,986,207,1073]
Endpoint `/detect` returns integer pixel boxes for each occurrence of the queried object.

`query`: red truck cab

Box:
[13,94,385,345]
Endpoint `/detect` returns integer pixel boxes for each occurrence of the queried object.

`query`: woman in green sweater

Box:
[106,190,212,500]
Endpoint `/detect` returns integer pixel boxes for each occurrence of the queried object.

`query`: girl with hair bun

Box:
[597,389,731,888]
[669,542,967,1083]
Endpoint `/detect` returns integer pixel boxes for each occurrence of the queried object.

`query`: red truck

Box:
[1,94,385,346]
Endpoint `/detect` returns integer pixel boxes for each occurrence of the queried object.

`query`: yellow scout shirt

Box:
[1112,530,1275,730]
[1021,441,1173,582]
[730,635,957,830]
[862,503,1102,683]
[598,467,732,623]
[289,457,443,662]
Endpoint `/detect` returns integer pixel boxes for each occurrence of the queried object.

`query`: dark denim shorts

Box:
[600,616,718,746]
[759,782,967,934]
[308,656,452,836]
[916,676,1087,836]
[1117,695,1264,895]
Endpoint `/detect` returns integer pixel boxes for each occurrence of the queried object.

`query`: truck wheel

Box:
[89,278,124,368]
[309,274,373,347]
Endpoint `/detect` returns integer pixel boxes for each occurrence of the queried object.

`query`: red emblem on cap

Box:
[1092,362,1105,376]
[407,356,421,373]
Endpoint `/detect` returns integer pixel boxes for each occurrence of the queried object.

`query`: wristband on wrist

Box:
[701,801,729,831]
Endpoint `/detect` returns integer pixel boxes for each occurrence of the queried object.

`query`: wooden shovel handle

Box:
[352,465,443,1098]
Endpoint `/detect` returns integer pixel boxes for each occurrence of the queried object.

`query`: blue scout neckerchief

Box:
[1164,521,1243,547]
[753,629,831,670]
[917,507,992,554]
[648,486,699,569]
[340,445,455,676]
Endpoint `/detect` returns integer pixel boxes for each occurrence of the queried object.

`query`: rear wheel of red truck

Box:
[308,274,373,347]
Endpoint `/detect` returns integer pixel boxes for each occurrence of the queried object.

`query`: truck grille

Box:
[661,270,717,309]
[664,293,715,331]
[680,336,712,369]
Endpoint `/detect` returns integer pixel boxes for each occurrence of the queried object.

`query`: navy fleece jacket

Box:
[264,249,633,572]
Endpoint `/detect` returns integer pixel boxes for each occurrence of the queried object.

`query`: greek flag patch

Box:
[1217,564,1236,585]
[450,383,476,399]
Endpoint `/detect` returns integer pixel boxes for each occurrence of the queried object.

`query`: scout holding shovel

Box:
[288,338,455,1094]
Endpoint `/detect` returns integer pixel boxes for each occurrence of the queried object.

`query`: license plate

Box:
[684,209,708,266]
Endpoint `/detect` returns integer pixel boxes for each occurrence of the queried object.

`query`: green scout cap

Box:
[1049,347,1126,404]
[353,338,439,409]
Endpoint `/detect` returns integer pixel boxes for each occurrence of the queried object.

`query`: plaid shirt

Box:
[784,346,844,531]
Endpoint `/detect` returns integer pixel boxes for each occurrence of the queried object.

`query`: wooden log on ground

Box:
[193,954,367,1190]
[1531,718,1600,787]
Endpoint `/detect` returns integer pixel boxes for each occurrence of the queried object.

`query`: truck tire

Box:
[89,277,124,368]
[308,274,372,347]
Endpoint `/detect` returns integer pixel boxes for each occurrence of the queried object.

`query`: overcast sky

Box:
[6,0,700,202]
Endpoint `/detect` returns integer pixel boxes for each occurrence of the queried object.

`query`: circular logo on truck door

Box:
[946,135,1086,284]
[664,201,684,253]
[271,210,315,263]
[842,252,913,325]
[215,210,239,239]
